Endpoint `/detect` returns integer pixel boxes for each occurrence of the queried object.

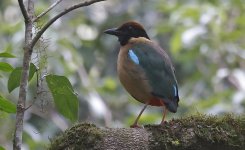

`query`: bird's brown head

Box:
[104,21,150,46]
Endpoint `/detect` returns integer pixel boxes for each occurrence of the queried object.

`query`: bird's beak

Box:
[104,28,122,36]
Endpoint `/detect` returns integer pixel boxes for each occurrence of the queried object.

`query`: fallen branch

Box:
[48,114,245,150]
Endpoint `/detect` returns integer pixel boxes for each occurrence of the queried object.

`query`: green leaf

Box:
[29,63,37,80]
[0,62,14,72]
[0,52,15,58]
[0,145,5,150]
[0,95,16,113]
[46,74,78,122]
[8,63,37,93]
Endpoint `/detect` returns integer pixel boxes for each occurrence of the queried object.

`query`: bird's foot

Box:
[160,121,167,126]
[130,124,143,128]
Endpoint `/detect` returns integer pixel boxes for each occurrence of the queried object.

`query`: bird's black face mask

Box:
[104,23,149,46]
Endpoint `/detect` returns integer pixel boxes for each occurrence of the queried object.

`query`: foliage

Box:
[0,52,15,58]
[0,95,16,113]
[0,145,5,150]
[0,62,13,72]
[0,51,16,114]
[7,63,37,93]
[46,74,78,122]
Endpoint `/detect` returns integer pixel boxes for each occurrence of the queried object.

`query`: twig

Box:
[18,0,29,21]
[33,0,64,22]
[31,0,106,49]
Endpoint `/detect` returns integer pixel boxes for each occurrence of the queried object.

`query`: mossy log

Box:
[48,114,245,150]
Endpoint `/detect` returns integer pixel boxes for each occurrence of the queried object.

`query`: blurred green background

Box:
[0,0,245,149]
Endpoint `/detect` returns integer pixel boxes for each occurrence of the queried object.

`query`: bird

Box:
[104,21,179,128]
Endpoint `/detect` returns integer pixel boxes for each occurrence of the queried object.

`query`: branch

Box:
[33,0,64,22]
[31,0,106,49]
[18,0,29,20]
[48,115,245,150]
[14,0,35,149]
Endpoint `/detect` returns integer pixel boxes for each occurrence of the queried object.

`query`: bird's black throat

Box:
[118,35,130,46]
[118,32,150,46]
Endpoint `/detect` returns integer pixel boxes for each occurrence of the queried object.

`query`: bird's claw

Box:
[130,124,143,128]
[160,121,167,126]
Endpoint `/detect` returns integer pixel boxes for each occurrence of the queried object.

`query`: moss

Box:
[48,122,103,150]
[48,115,245,150]
[145,114,245,150]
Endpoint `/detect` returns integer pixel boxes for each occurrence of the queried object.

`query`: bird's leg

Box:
[130,101,150,128]
[160,105,168,126]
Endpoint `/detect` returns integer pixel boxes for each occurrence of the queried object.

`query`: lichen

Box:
[145,114,245,150]
[48,122,103,150]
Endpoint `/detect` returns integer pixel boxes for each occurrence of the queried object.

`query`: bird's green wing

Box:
[128,42,179,112]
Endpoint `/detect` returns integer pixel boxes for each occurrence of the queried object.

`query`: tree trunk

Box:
[48,114,245,150]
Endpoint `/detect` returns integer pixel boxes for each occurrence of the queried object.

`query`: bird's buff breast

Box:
[117,45,153,104]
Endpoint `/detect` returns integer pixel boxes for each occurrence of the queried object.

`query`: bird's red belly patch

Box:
[149,98,165,106]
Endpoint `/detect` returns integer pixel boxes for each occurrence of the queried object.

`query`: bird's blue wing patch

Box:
[173,84,178,97]
[128,49,140,65]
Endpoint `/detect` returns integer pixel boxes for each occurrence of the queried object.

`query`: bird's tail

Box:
[165,96,179,113]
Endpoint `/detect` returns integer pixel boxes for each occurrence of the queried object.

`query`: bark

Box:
[48,114,245,150]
